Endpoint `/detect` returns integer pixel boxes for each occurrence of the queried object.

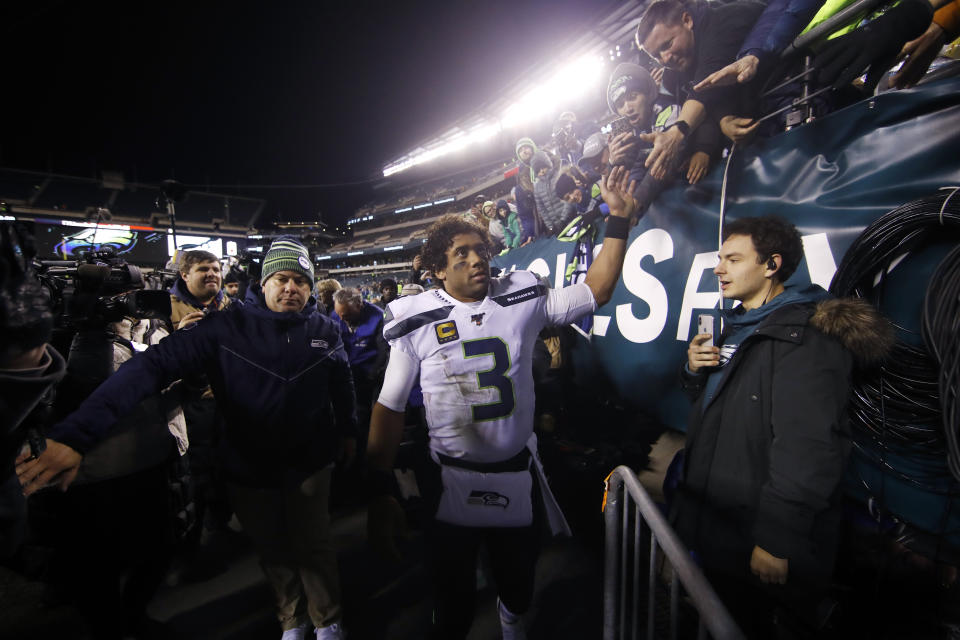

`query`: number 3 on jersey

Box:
[462,337,516,421]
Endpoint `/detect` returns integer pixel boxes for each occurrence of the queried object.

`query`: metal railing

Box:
[758,0,895,129]
[603,466,744,640]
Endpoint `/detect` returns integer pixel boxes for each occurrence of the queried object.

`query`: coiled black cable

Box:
[922,240,960,480]
[830,190,960,476]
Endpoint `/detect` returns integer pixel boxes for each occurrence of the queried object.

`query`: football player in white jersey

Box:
[367,168,638,640]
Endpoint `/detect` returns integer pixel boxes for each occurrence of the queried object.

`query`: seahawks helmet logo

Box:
[467,491,510,508]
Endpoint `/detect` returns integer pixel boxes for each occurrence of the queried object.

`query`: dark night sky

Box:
[2,1,611,227]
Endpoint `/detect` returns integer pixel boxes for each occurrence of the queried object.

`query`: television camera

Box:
[37,248,171,329]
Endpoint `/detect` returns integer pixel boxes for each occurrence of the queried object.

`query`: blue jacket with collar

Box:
[48,293,357,488]
[331,301,384,381]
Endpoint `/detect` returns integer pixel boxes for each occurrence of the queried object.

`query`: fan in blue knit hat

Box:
[261,237,315,287]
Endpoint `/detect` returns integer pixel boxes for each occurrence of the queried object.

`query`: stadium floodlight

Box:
[500,55,603,130]
[382,54,604,177]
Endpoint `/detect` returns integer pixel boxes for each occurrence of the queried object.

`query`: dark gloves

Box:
[815,0,934,92]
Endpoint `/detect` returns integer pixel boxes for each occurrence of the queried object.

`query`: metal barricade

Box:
[602,466,744,640]
[758,0,895,128]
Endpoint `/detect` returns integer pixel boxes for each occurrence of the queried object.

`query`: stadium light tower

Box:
[381,54,605,178]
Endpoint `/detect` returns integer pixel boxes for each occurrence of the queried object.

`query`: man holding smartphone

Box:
[678,216,891,637]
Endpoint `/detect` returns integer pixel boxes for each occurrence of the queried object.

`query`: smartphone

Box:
[600,115,633,137]
[698,314,714,347]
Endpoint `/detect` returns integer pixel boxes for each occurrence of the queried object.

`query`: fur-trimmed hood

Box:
[809,297,894,367]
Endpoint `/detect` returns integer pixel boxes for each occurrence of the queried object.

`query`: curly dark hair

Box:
[420,214,491,276]
[722,216,803,283]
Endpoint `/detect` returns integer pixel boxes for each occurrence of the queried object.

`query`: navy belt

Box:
[437,448,531,473]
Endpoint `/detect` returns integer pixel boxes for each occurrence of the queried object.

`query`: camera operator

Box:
[43,315,184,639]
[0,223,66,557]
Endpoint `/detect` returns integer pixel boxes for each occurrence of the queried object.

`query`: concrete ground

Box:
[0,502,605,640]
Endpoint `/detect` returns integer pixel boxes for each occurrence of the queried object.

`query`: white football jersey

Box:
[381,271,595,462]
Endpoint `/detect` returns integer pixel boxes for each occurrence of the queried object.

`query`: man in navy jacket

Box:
[331,287,387,411]
[677,217,891,637]
[18,237,356,640]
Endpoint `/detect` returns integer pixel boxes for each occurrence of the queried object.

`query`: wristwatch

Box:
[668,120,690,137]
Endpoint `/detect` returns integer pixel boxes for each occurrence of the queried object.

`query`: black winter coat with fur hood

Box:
[673,295,892,587]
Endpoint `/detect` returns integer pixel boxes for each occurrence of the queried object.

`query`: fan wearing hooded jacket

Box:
[513,137,539,242]
[496,199,523,251]
[675,217,892,637]
[531,148,577,236]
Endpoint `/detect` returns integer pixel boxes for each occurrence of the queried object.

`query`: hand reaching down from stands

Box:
[720,116,760,145]
[685,151,711,184]
[750,545,788,585]
[815,0,936,92]
[642,126,683,180]
[15,439,82,496]
[694,55,760,91]
[642,98,706,180]
[892,21,948,88]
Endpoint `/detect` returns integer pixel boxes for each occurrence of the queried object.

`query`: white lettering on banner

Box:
[801,233,838,289]
[616,229,673,344]
[527,258,550,280]
[676,252,721,341]
[497,230,838,344]
[593,315,611,336]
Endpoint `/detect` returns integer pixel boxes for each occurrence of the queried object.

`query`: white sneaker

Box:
[315,621,346,639]
[498,598,527,640]
[281,623,311,640]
